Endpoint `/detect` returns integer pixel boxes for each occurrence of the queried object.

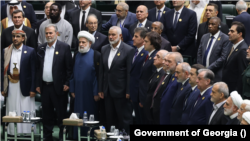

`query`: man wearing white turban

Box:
[241,112,250,125]
[69,31,101,139]
[237,99,250,122]
[223,91,243,125]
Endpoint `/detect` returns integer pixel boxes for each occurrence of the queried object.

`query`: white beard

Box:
[46,35,57,43]
[109,37,120,45]
[224,106,234,116]
[78,43,90,53]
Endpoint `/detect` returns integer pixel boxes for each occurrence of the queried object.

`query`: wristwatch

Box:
[176,45,180,51]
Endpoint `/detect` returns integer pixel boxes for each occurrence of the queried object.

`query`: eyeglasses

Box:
[12,35,22,38]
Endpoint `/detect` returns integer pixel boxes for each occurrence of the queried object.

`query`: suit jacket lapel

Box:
[152,8,157,21]
[52,41,59,68]
[202,35,210,56]
[20,45,27,67]
[169,10,175,30]
[174,7,186,30]
[210,32,222,56]
[75,9,81,32]
[110,42,124,69]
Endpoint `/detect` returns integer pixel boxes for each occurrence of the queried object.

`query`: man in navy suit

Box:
[148,0,170,22]
[160,0,197,57]
[181,64,205,124]
[233,0,250,45]
[187,69,214,125]
[160,52,183,125]
[102,2,137,31]
[1,1,37,29]
[170,62,192,124]
[222,21,249,94]
[197,17,231,82]
[208,82,229,125]
[137,31,160,124]
[129,27,148,124]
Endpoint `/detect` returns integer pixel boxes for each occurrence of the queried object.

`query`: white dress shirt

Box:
[182,78,189,85]
[43,40,57,82]
[108,40,121,69]
[192,85,197,91]
[173,6,184,24]
[156,5,166,19]
[79,6,90,30]
[133,45,144,62]
[60,5,66,19]
[233,39,244,50]
[14,24,23,30]
[230,112,238,119]
[137,19,147,27]
[208,100,226,124]
[148,49,155,57]
[117,15,127,27]
[205,31,220,67]
[157,67,163,72]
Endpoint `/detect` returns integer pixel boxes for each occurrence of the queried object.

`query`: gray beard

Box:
[78,43,90,53]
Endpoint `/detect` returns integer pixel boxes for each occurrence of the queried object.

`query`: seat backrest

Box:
[222,4,237,16]
[35,93,42,102]
[91,0,96,8]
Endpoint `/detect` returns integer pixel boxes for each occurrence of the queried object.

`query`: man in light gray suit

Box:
[197,17,231,82]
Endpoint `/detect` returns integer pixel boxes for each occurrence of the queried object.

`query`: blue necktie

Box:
[157,10,161,21]
[203,36,214,67]
[173,12,179,29]
[133,49,139,63]
[138,23,142,27]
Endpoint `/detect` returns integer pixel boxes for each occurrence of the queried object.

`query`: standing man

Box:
[148,0,170,22]
[1,9,37,51]
[85,14,109,53]
[70,31,100,139]
[98,26,134,133]
[187,69,214,125]
[160,0,197,57]
[223,91,242,125]
[242,45,250,99]
[170,62,192,124]
[151,21,172,51]
[129,27,148,124]
[1,29,36,136]
[36,24,73,141]
[160,52,183,124]
[38,3,73,48]
[102,2,137,31]
[137,31,160,124]
[233,0,250,45]
[208,82,229,125]
[197,17,231,82]
[128,5,153,36]
[222,21,249,94]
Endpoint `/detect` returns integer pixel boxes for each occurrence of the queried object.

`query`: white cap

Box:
[77,31,95,44]
[230,91,243,108]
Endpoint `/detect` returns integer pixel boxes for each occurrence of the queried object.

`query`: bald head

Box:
[136,5,148,23]
[153,50,168,68]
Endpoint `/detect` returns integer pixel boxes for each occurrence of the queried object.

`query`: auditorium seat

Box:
[222,4,236,24]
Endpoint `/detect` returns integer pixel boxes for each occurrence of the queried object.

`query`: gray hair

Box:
[213,82,229,98]
[86,14,98,24]
[198,69,215,84]
[242,99,250,111]
[168,52,183,64]
[179,62,191,73]
[134,27,148,38]
[236,0,248,12]
[153,21,164,30]
[45,24,58,33]
[137,5,148,13]
[12,9,25,18]
[160,50,169,59]
[110,26,122,35]
[117,2,129,11]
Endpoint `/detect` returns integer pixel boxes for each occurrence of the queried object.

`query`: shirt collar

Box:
[110,40,121,50]
[200,86,212,96]
[137,45,144,53]
[156,5,165,12]
[157,67,163,72]
[175,5,184,14]
[14,24,23,30]
[213,99,226,110]
[13,44,23,51]
[138,19,147,27]
[91,31,97,36]
[182,78,189,85]
[210,30,220,39]
[47,39,57,48]
[233,39,244,50]
[148,49,155,57]
[230,112,238,119]
[81,6,90,13]
[192,85,197,91]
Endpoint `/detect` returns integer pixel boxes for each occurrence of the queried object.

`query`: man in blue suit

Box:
[129,27,148,124]
[187,69,214,125]
[148,0,170,22]
[170,62,192,124]
[181,64,205,124]
[233,0,250,45]
[102,2,137,31]
[160,52,183,125]
[160,0,197,57]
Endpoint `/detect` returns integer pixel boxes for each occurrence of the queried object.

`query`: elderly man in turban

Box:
[237,99,250,122]
[69,31,101,139]
[1,29,36,135]
[223,91,243,125]
[241,112,250,125]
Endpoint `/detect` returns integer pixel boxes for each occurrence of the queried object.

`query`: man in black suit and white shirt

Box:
[222,21,249,94]
[148,0,170,22]
[208,82,229,125]
[98,26,134,133]
[36,24,73,141]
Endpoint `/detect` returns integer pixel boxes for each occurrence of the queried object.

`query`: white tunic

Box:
[6,45,36,135]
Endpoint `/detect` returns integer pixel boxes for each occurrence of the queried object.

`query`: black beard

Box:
[50,15,60,21]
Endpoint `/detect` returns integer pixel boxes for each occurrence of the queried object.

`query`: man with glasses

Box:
[102,2,137,31]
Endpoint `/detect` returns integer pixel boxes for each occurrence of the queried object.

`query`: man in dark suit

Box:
[98,26,134,133]
[36,24,73,141]
[160,0,197,57]
[160,52,183,124]
[181,64,205,124]
[137,31,160,124]
[187,69,214,125]
[144,49,168,124]
[197,3,229,51]
[151,21,171,51]
[68,0,102,49]
[102,2,137,31]
[148,0,170,22]
[129,27,148,124]
[233,0,250,45]
[85,14,109,53]
[208,82,229,125]
[1,9,37,50]
[127,5,153,36]
[56,0,76,19]
[223,91,242,125]
[1,1,37,29]
[222,21,249,94]
[170,62,192,124]
[197,17,231,82]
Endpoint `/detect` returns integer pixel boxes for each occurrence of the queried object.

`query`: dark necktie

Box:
[151,74,167,108]
[81,11,86,31]
[194,94,202,107]
[173,12,179,29]
[157,10,161,21]
[132,49,139,63]
[203,36,214,67]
